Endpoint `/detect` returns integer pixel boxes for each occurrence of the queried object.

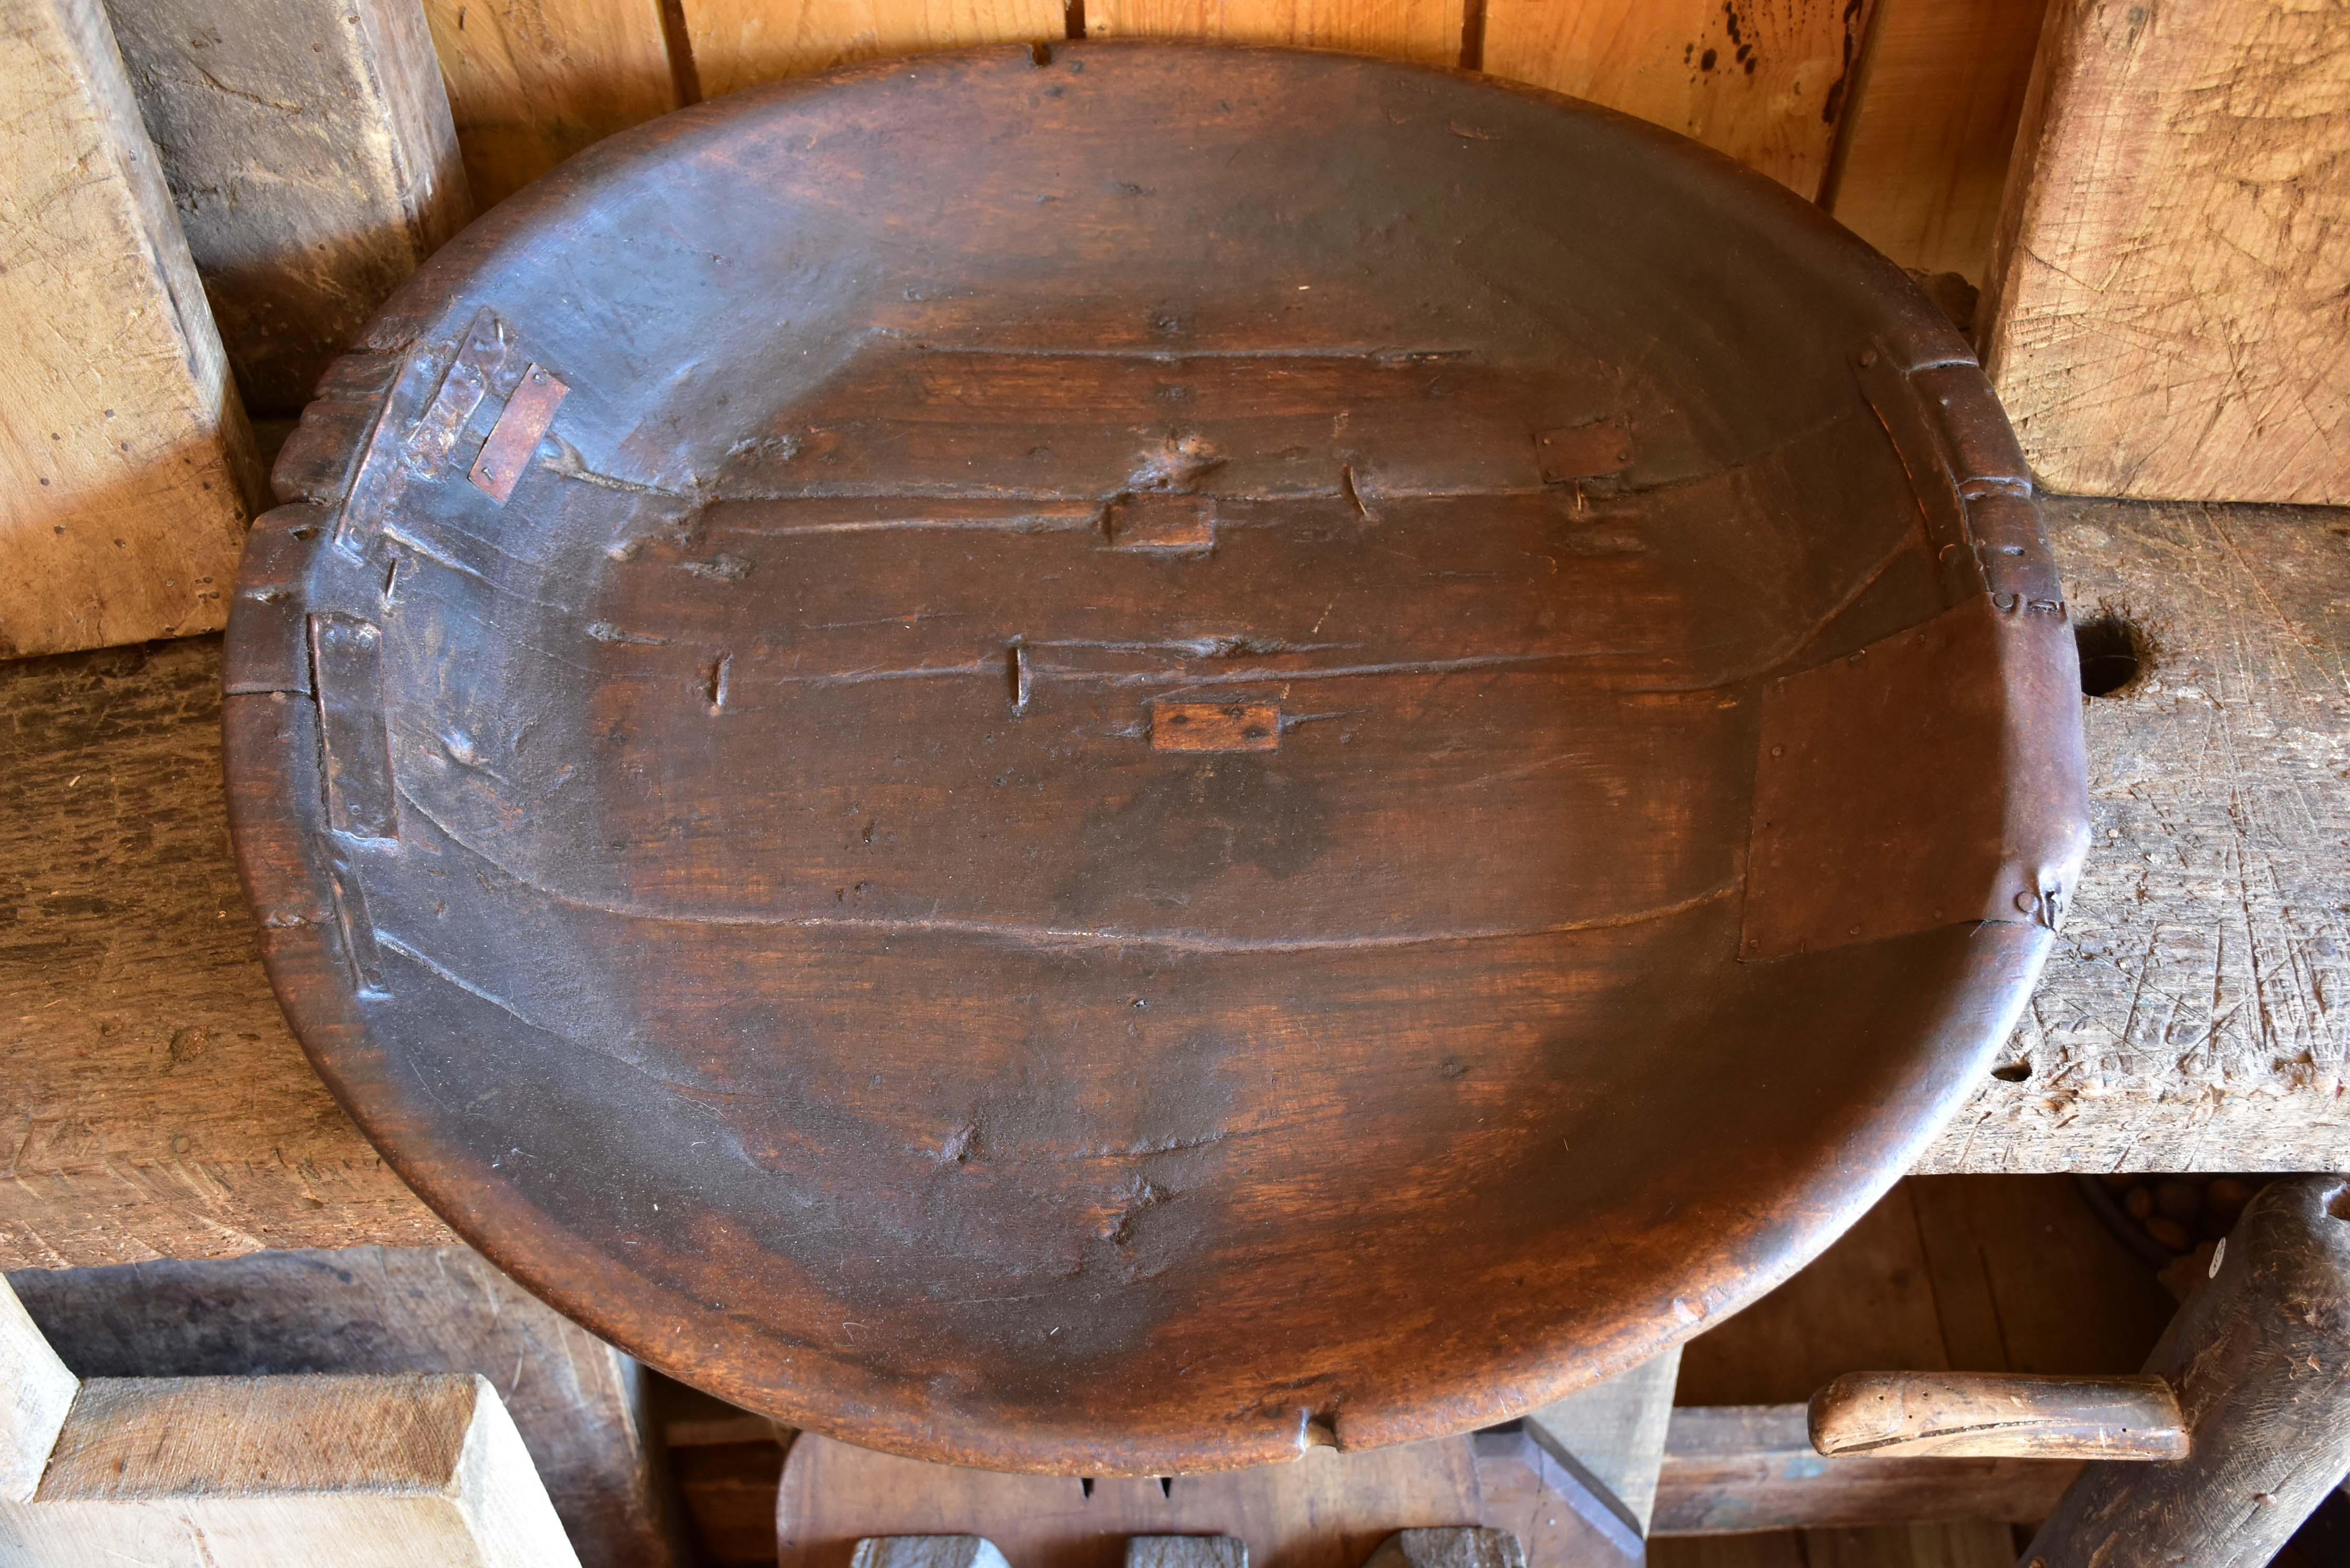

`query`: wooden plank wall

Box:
[417,0,2049,286]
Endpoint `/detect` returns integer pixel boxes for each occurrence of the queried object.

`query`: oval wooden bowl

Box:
[224,42,2089,1475]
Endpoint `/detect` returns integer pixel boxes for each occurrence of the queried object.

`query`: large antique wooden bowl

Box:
[225,43,2089,1474]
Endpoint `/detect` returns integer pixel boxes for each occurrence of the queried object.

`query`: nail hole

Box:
[1079,1477,1095,1498]
[1030,40,1052,64]
[2075,612,2149,698]
[1990,1060,2032,1082]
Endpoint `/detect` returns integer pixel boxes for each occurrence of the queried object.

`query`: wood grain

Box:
[421,0,682,209]
[1819,0,2046,285]
[1,497,2341,1273]
[0,638,455,1269]
[0,0,261,658]
[777,1432,1487,1568]
[1978,0,2350,503]
[1807,1370,2185,1460]
[1,1370,580,1566]
[8,1247,680,1567]
[2021,1177,2350,1567]
[1085,0,1462,68]
[1651,1403,2078,1534]
[1480,0,1878,198]
[682,0,1064,101]
[104,0,472,414]
[1916,498,2350,1173]
[1,1276,75,1503]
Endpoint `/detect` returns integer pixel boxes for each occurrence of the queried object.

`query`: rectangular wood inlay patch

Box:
[469,364,569,504]
[1105,491,1216,551]
[1152,702,1280,752]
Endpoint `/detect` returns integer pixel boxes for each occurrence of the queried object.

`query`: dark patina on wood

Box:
[223,43,2087,1474]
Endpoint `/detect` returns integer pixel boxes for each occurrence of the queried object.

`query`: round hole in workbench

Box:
[2076,613,2148,698]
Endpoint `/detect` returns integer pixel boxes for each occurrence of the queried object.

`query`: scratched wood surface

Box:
[421,0,684,209]
[1978,0,2350,504]
[683,0,1065,99]
[1913,498,2350,1174]
[214,44,2082,1473]
[1085,0,1462,68]
[0,516,2334,1239]
[0,0,261,659]
[1479,0,1879,199]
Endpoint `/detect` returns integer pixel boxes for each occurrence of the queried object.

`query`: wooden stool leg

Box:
[2019,1175,2350,1568]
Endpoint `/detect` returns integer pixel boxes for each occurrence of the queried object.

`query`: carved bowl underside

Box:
[225,44,2089,1473]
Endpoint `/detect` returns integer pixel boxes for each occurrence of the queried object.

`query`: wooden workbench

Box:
[2,494,2343,1271]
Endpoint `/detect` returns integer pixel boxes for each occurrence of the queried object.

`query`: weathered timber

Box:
[1650,1404,2078,1535]
[2021,1176,2350,1566]
[1,1369,579,1565]
[1807,1371,2186,1460]
[2,497,2342,1264]
[1979,0,2350,503]
[8,1246,681,1566]
[1915,498,2350,1172]
[0,0,261,659]
[103,0,471,414]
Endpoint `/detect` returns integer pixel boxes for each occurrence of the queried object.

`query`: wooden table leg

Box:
[2019,1175,2350,1567]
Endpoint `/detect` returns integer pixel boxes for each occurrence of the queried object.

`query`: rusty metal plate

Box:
[223,44,2086,1477]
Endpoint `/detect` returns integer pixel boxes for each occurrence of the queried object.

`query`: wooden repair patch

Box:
[1536,419,1633,483]
[1151,702,1279,752]
[1106,492,1216,551]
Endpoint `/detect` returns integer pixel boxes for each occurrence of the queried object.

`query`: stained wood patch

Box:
[1150,701,1280,752]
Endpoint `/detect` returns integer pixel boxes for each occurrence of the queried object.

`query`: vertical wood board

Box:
[1085,0,1464,68]
[1480,0,1877,198]
[1821,0,2047,286]
[0,0,260,659]
[683,0,1065,101]
[423,0,683,209]
[1979,0,2350,503]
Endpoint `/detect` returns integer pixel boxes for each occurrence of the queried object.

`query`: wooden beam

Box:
[421,0,684,210]
[3,1371,580,1565]
[1978,0,2350,503]
[681,0,1064,103]
[0,0,261,659]
[1,1278,75,1503]
[0,497,2343,1268]
[1651,1404,2079,1535]
[1480,0,1877,199]
[104,0,472,415]
[8,1246,681,1566]
[1085,0,1463,68]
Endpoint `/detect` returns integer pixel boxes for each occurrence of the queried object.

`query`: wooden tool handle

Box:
[2020,1175,2350,1568]
[1807,1371,2185,1459]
